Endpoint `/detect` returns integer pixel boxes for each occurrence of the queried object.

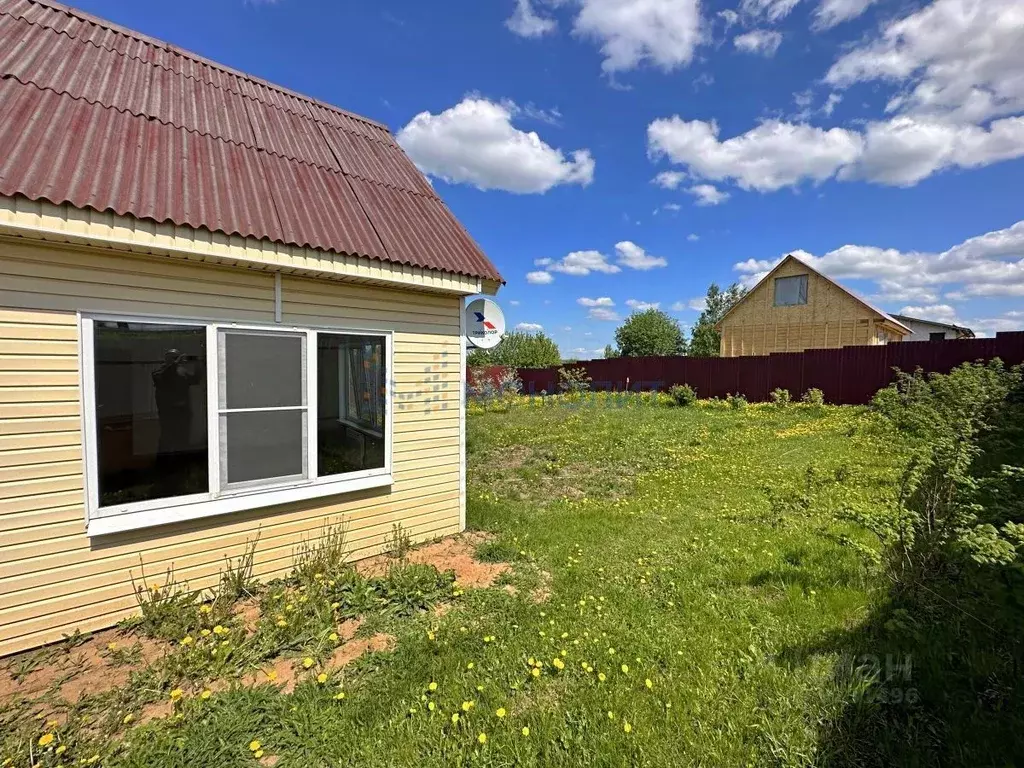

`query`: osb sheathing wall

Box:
[0,237,466,657]
[719,259,894,357]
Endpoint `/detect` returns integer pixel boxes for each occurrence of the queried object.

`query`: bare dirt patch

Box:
[327,633,395,669]
[0,629,169,707]
[357,531,510,589]
[233,598,262,635]
[245,658,300,695]
[138,699,175,725]
[337,617,363,642]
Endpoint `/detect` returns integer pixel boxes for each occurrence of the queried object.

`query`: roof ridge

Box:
[13,0,392,133]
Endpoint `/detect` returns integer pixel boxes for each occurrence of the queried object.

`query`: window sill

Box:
[86,472,393,537]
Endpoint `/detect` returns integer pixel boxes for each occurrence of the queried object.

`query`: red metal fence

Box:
[470,332,1024,405]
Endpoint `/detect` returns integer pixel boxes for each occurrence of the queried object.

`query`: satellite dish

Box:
[465,298,506,349]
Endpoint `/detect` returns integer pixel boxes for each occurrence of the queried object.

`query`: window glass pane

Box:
[222,410,306,484]
[94,322,208,507]
[222,332,304,409]
[317,334,386,476]
[775,275,808,306]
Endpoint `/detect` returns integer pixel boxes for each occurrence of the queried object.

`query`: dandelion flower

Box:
[38,733,55,747]
[201,628,212,637]
[428,701,436,711]
[266,670,278,682]
[276,620,288,628]
[451,713,460,724]
[317,673,328,684]
[552,658,565,670]
[201,690,212,700]
[55,746,67,756]
[624,721,632,733]
[645,678,653,689]
[598,672,607,682]
[249,741,262,752]
[333,692,346,700]
[302,657,314,669]
[522,726,530,736]
[428,682,438,692]
[496,707,506,718]
[608,648,616,655]
[477,733,487,745]
[123,713,134,724]
[200,604,212,614]
[531,668,541,678]
[328,633,338,643]
[466,662,475,670]
[254,750,265,759]
[213,625,227,635]
[607,711,615,720]
[106,642,118,651]
[180,636,194,647]
[462,701,474,712]
[169,688,184,701]
[621,664,629,674]
[427,631,435,641]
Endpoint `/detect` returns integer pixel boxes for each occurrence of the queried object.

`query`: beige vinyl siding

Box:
[0,236,465,657]
[720,258,894,357]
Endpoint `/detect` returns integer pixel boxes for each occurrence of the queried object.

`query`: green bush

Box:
[727,392,748,410]
[668,383,697,406]
[558,365,592,395]
[847,360,1024,584]
[801,387,825,406]
[770,388,791,407]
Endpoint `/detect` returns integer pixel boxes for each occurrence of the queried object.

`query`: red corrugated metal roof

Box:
[0,0,503,282]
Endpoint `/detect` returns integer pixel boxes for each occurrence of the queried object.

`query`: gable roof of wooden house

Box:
[716,253,912,336]
[0,0,502,283]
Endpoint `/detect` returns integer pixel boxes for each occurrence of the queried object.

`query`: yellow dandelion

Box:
[624,721,633,733]
[213,625,227,635]
[522,727,530,736]
[302,657,314,669]
[328,632,338,643]
[123,713,134,724]
[316,673,328,684]
[427,631,435,641]
[552,658,565,670]
[106,642,118,651]
[531,668,541,678]
[180,636,194,646]
[462,700,474,712]
[169,688,184,701]
[496,708,506,718]
[276,619,288,628]
[451,713,460,724]
[621,664,629,674]
[645,678,653,689]
[333,692,346,700]
[38,733,55,747]
[477,733,487,745]
[201,690,212,700]
[200,604,212,614]
[428,701,436,711]
[249,740,262,752]
[200,629,212,637]
[607,711,615,720]
[55,745,67,756]
[428,682,438,692]
[466,662,475,670]
[254,749,264,759]
[598,672,607,682]
[266,669,278,682]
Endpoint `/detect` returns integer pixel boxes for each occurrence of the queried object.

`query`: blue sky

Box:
[78,0,1024,356]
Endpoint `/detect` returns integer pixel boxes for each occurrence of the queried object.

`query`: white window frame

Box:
[79,312,393,537]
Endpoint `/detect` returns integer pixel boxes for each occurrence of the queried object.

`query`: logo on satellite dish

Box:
[465,298,505,349]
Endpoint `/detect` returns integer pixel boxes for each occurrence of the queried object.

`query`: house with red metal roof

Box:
[0,0,502,656]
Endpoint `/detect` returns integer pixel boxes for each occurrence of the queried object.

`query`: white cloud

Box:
[526,270,555,284]
[732,219,1024,301]
[661,202,682,212]
[648,117,863,192]
[626,299,661,310]
[687,233,700,241]
[573,0,704,74]
[652,170,688,189]
[648,114,1024,192]
[718,8,739,27]
[588,307,622,321]
[509,299,521,306]
[687,183,730,206]
[826,0,1024,124]
[822,93,842,117]
[740,0,801,23]
[671,297,707,311]
[898,304,960,324]
[577,296,616,307]
[506,0,558,38]
[813,0,877,30]
[515,321,546,332]
[615,240,668,270]
[734,30,782,57]
[547,250,622,275]
[397,97,595,193]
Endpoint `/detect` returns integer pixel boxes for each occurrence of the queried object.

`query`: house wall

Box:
[0,237,465,657]
[719,259,900,357]
[899,319,962,342]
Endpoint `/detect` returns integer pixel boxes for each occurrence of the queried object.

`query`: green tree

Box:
[614,309,687,357]
[466,330,561,369]
[688,282,748,358]
[603,344,619,359]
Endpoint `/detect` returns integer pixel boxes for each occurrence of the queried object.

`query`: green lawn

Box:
[4,397,1020,767]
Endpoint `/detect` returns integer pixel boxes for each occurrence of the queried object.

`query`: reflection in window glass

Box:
[774,274,808,306]
[94,322,208,507]
[317,334,386,476]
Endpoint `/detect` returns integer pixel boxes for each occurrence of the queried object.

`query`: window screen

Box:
[774,275,808,306]
[93,322,208,506]
[317,334,386,476]
[218,330,307,487]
